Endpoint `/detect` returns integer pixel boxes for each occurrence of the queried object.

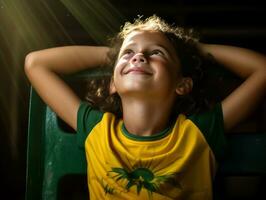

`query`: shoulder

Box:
[77,101,119,136]
[187,103,227,161]
[77,102,104,133]
[76,102,104,146]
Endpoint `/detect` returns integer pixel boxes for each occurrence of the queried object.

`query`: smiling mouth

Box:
[125,67,152,75]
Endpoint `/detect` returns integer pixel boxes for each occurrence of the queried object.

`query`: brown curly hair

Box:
[85,15,217,118]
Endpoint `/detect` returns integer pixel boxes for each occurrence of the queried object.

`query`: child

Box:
[24,15,266,199]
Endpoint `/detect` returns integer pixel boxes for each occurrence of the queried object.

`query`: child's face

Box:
[112,30,182,100]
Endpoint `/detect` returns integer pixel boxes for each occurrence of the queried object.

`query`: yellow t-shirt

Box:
[77,103,226,200]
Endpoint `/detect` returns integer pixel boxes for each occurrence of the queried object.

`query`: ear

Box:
[175,77,193,96]
[109,77,117,94]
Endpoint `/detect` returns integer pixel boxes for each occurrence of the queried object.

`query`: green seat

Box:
[220,133,266,175]
[25,88,266,200]
[25,88,88,200]
[214,133,266,199]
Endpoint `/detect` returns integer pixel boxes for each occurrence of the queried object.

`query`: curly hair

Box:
[85,15,217,118]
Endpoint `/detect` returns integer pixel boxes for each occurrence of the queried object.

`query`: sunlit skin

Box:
[114,31,181,97]
[111,31,190,136]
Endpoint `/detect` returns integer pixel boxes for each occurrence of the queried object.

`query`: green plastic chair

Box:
[25,88,88,200]
[214,133,266,200]
[25,70,266,200]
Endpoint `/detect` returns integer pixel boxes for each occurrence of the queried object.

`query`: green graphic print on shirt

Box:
[100,159,182,199]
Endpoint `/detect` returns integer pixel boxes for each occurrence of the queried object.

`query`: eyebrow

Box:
[119,43,173,57]
[152,44,172,54]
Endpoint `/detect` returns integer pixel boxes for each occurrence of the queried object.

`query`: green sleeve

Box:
[77,101,103,148]
[188,103,227,161]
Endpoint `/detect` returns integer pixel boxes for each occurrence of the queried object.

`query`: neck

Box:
[121,97,175,136]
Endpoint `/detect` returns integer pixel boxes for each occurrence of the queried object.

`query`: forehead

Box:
[121,30,175,51]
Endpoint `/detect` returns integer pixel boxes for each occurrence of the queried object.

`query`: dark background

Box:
[0,0,265,199]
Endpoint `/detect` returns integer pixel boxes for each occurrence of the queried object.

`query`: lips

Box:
[125,66,152,75]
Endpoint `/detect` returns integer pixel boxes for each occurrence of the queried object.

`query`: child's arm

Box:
[24,46,109,130]
[200,44,266,131]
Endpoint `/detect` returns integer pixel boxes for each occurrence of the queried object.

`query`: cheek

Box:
[113,67,119,81]
[159,65,180,85]
[158,61,178,75]
[113,64,123,84]
[168,63,181,79]
[115,58,127,70]
[114,57,130,77]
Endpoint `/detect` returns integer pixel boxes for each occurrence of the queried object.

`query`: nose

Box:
[131,53,147,64]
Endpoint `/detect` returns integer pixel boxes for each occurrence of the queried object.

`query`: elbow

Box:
[24,52,35,71]
[24,51,40,76]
